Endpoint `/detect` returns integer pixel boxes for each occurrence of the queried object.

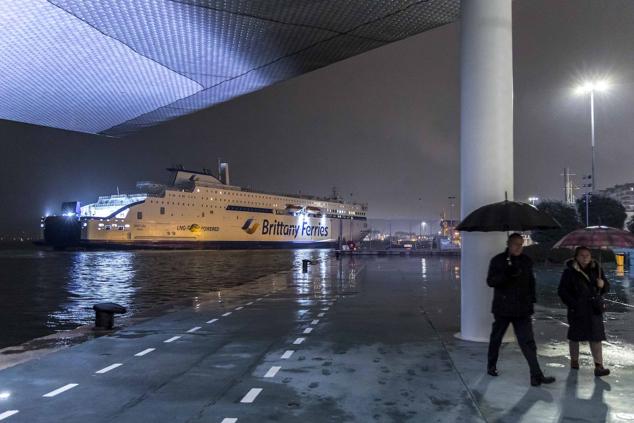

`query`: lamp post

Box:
[575,80,609,192]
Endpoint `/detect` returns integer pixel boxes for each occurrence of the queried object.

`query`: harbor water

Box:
[1,244,632,350]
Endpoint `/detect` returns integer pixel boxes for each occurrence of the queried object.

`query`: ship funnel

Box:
[219,162,230,185]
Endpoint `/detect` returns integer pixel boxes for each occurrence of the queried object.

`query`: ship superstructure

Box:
[42,165,368,249]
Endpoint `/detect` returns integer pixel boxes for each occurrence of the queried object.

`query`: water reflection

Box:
[49,252,137,327]
[291,250,359,302]
[0,246,321,349]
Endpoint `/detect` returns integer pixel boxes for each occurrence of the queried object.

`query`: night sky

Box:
[1,0,633,236]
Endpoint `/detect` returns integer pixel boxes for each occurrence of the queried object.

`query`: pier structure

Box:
[1,256,632,422]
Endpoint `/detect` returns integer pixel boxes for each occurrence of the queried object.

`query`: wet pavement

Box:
[0,256,633,422]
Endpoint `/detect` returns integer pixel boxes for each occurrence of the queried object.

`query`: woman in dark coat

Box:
[558,246,610,376]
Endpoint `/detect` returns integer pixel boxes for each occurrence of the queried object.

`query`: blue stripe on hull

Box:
[80,240,339,250]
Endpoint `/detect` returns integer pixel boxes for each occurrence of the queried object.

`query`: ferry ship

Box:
[41,164,369,249]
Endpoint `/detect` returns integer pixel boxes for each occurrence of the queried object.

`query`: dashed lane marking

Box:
[134,348,156,357]
[264,366,281,378]
[95,363,123,374]
[321,307,330,311]
[164,336,181,343]
[222,312,232,317]
[187,326,202,333]
[235,307,244,311]
[246,302,254,306]
[317,313,325,318]
[206,318,219,324]
[221,419,238,423]
[311,320,320,325]
[281,350,294,359]
[240,388,263,403]
[43,384,78,398]
[256,298,263,302]
[293,338,305,345]
[303,328,313,334]
[0,411,19,420]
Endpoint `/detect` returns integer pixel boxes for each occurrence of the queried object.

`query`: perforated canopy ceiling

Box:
[0,0,459,137]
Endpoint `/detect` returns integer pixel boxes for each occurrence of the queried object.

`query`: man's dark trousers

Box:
[487,315,542,377]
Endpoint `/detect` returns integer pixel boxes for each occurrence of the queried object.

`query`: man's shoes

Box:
[571,359,579,370]
[594,364,610,377]
[530,374,556,386]
[487,367,499,377]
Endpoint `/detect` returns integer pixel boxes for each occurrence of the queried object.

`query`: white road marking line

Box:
[221,419,238,423]
[321,307,329,311]
[264,366,281,378]
[546,316,569,327]
[0,411,19,420]
[187,326,202,333]
[43,383,78,398]
[303,328,313,334]
[246,302,254,306]
[222,312,232,317]
[95,363,123,374]
[545,317,623,348]
[317,312,325,317]
[240,388,263,403]
[235,306,244,311]
[256,298,263,301]
[206,318,218,324]
[134,348,156,357]
[164,336,181,343]
[604,298,634,309]
[311,319,320,325]
[298,310,308,315]
[293,337,305,345]
[281,350,294,359]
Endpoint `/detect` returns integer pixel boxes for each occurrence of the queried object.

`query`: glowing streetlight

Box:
[574,78,610,191]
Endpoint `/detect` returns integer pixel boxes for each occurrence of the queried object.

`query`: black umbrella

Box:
[456,200,561,232]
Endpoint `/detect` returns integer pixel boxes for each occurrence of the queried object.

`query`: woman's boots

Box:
[594,363,610,377]
[571,358,610,376]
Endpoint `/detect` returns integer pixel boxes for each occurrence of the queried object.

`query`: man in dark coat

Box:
[486,233,555,386]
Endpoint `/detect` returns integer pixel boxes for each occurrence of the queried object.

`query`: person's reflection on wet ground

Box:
[557,370,610,423]
[493,384,554,422]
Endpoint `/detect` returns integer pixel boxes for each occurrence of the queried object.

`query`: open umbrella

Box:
[456,200,561,232]
[553,226,634,249]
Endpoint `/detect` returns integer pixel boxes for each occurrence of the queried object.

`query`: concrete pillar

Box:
[458,0,514,342]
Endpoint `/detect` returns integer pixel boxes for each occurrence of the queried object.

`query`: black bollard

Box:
[93,303,127,330]
[302,259,310,273]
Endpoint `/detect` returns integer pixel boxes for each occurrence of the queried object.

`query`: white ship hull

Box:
[44,168,369,249]
[82,214,366,249]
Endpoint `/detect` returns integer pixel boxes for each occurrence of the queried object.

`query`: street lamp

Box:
[528,196,539,206]
[574,79,610,192]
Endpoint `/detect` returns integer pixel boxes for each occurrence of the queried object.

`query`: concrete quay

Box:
[0,255,633,422]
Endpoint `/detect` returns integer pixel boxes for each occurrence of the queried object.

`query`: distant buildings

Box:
[598,183,634,213]
[597,183,634,227]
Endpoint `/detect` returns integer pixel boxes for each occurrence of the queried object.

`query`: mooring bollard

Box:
[302,259,311,273]
[93,302,127,330]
